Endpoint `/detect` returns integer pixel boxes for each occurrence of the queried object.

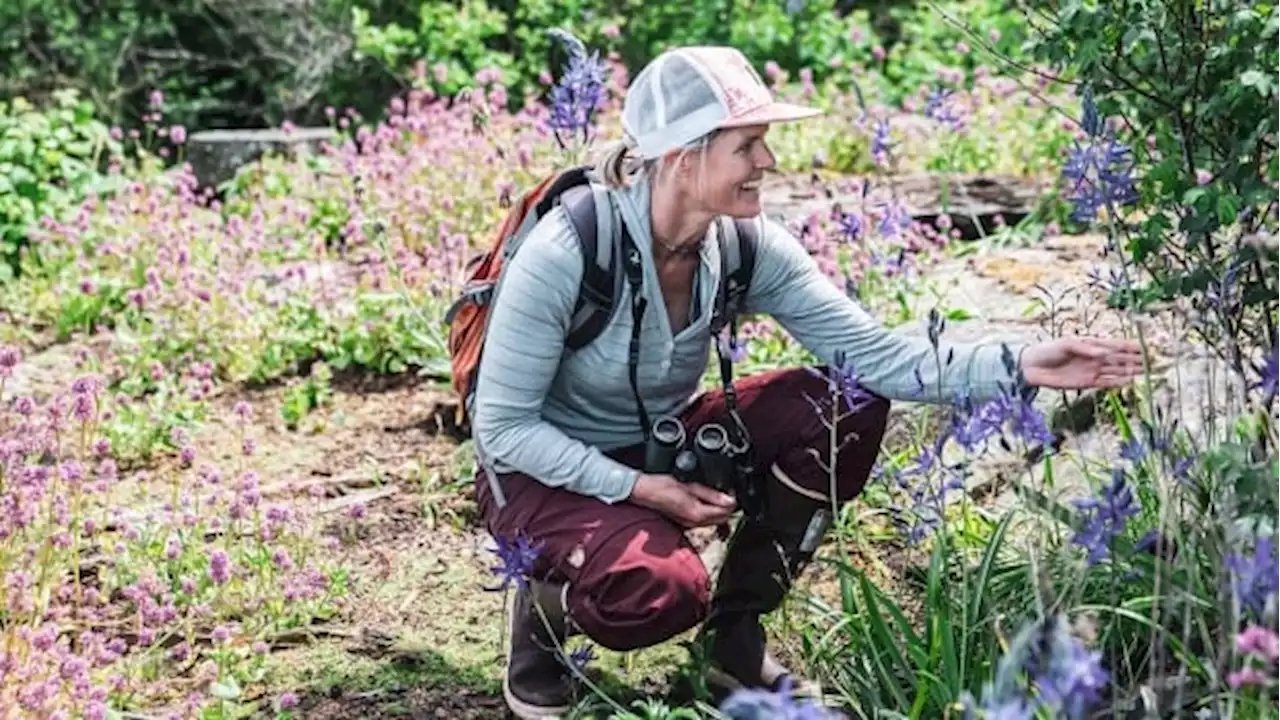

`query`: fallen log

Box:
[760,171,1054,241]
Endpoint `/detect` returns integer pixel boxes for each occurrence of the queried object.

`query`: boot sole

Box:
[502,676,571,719]
[503,586,572,720]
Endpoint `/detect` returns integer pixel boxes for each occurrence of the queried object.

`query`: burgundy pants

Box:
[474,366,890,651]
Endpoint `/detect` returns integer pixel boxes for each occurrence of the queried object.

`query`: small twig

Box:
[267,624,358,648]
[318,485,398,515]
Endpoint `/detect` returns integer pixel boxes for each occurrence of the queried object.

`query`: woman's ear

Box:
[661,148,691,177]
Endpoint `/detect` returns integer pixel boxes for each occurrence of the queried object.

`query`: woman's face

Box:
[676,124,777,218]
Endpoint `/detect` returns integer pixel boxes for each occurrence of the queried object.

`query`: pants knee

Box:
[862,395,891,438]
[569,545,710,652]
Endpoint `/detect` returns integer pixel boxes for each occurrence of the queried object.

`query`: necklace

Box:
[653,234,703,259]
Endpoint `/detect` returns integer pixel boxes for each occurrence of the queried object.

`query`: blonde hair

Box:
[593,131,722,192]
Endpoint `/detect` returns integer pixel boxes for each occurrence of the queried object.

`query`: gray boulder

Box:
[185,127,336,190]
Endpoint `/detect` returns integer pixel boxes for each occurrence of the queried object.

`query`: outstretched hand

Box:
[1020,337,1146,390]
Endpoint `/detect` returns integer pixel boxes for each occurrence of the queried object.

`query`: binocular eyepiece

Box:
[643,415,736,493]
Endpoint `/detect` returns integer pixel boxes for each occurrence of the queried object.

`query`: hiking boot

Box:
[503,579,576,719]
[698,463,841,703]
[702,611,822,700]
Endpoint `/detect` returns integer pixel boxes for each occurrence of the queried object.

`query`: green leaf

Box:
[857,573,913,709]
[1181,187,1209,208]
[968,513,1016,624]
[1216,193,1242,225]
[210,675,242,700]
[1240,69,1272,95]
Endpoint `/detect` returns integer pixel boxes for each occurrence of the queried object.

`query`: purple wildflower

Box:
[876,200,912,240]
[486,533,542,592]
[566,643,596,673]
[871,119,892,166]
[1236,624,1280,663]
[1227,536,1279,620]
[809,350,875,414]
[720,676,833,719]
[924,87,963,128]
[546,30,607,142]
[1031,624,1109,719]
[207,549,232,584]
[1060,88,1139,223]
[943,392,1008,454]
[1119,438,1146,464]
[996,389,1056,448]
[1078,87,1103,136]
[0,345,18,379]
[1255,342,1278,405]
[924,87,952,119]
[1071,468,1140,566]
[970,615,1109,720]
[837,211,863,242]
[1086,266,1129,295]
[1171,454,1195,481]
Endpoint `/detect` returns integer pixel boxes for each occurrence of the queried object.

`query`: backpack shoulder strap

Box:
[560,178,653,436]
[560,179,624,351]
[712,215,760,334]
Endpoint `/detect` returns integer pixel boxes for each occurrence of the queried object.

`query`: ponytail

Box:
[593,136,653,189]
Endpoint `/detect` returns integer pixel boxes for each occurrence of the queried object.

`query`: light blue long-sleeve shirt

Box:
[470,176,1026,505]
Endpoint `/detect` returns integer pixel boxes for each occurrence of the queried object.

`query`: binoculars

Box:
[643,415,738,494]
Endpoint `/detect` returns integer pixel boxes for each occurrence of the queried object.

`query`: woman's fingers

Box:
[687,482,736,509]
[1102,356,1145,375]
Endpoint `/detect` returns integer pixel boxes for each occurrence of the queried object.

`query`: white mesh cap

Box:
[622,46,822,159]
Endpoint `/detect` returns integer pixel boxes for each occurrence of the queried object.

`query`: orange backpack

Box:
[444,165,760,425]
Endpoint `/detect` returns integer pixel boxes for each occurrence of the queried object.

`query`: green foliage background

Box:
[0,0,1030,132]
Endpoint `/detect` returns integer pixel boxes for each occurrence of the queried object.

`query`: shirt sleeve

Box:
[742,217,1027,404]
[469,207,641,504]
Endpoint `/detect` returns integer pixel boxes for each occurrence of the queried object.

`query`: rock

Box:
[3,341,91,401]
[186,127,336,190]
[760,171,1053,240]
[893,173,1053,240]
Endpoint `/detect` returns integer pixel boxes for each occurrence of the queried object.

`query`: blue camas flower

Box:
[1227,535,1279,620]
[964,614,1109,720]
[836,211,863,243]
[871,119,892,166]
[546,29,607,142]
[995,389,1056,448]
[876,200,912,240]
[1071,468,1140,566]
[1060,87,1139,223]
[1030,620,1109,720]
[720,676,834,719]
[566,643,596,673]
[924,87,963,129]
[486,533,542,592]
[807,350,875,415]
[1255,342,1278,405]
[887,382,1056,545]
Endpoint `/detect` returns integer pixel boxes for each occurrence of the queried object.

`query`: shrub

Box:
[1027,0,1279,398]
[0,90,121,281]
